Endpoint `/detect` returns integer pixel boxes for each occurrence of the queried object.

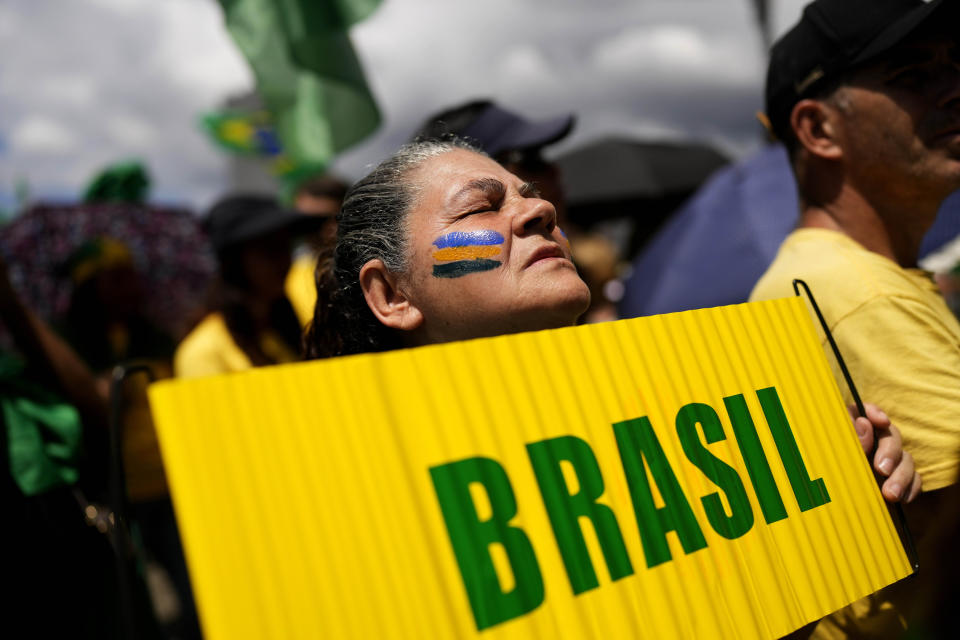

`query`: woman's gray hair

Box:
[305,137,481,358]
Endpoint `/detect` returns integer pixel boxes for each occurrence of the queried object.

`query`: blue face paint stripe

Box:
[433,230,505,249]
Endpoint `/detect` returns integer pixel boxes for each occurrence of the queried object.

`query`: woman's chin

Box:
[522,283,592,332]
[555,277,592,320]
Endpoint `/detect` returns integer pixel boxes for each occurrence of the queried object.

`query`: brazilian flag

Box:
[201,109,322,194]
[201,110,282,156]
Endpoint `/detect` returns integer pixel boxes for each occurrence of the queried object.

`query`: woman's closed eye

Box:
[458,201,499,218]
[519,182,542,199]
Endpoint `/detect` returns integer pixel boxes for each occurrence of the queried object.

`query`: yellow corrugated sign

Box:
[148,296,912,639]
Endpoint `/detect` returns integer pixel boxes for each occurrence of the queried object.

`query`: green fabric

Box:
[83,160,150,204]
[218,0,382,173]
[1,354,83,496]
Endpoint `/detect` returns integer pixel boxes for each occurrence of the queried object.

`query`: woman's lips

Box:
[525,244,567,268]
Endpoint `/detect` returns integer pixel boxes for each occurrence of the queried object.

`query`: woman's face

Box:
[390,149,590,344]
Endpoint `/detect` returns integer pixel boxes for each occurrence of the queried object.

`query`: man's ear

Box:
[359,259,424,332]
[791,98,844,160]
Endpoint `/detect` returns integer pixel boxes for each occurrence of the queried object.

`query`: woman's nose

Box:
[513,197,558,235]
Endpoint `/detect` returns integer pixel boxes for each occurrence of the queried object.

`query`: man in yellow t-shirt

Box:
[750,0,960,636]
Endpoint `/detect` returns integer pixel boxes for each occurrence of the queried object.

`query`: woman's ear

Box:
[791,98,844,160]
[359,259,424,332]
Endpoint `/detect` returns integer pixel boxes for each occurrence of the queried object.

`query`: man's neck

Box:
[799,183,938,268]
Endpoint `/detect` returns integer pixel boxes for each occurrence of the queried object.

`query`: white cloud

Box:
[36,74,98,109]
[0,5,19,39]
[498,46,554,82]
[86,0,139,13]
[593,24,762,84]
[10,116,80,154]
[148,0,252,104]
[597,25,710,72]
[107,113,156,147]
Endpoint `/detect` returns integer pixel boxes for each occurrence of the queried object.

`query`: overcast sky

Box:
[0,0,809,213]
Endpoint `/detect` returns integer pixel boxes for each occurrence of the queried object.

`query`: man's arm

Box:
[830,294,960,491]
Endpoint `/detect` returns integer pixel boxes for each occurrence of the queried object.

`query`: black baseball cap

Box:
[204,194,323,253]
[412,99,575,158]
[765,0,949,141]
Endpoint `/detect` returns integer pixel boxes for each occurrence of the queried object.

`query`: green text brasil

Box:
[429,386,831,630]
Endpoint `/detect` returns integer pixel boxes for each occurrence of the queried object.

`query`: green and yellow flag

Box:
[216,0,382,170]
[150,297,912,639]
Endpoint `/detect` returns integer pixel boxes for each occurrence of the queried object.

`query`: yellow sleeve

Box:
[285,255,318,328]
[829,295,960,490]
[174,317,252,379]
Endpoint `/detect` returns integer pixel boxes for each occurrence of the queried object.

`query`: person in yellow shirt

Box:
[175,195,319,378]
[749,0,960,636]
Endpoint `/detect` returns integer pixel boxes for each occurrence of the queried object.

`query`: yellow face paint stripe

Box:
[432,245,501,261]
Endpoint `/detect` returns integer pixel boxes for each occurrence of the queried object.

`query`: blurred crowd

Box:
[3,0,960,638]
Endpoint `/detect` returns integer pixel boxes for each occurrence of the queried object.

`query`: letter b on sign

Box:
[430,457,545,630]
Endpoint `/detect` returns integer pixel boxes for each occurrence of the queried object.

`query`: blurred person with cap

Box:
[175,195,319,378]
[285,174,349,327]
[749,1,960,636]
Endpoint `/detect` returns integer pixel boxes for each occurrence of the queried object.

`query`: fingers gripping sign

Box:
[851,403,922,504]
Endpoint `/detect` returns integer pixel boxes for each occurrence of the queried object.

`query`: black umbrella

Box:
[555,137,729,253]
[557,137,729,206]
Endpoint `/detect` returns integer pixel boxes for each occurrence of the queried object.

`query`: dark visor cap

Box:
[414,99,574,158]
[461,103,574,158]
[765,0,949,141]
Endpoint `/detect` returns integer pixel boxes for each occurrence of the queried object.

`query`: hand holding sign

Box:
[853,404,922,503]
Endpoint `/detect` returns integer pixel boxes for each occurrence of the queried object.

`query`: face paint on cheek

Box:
[431,230,504,278]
